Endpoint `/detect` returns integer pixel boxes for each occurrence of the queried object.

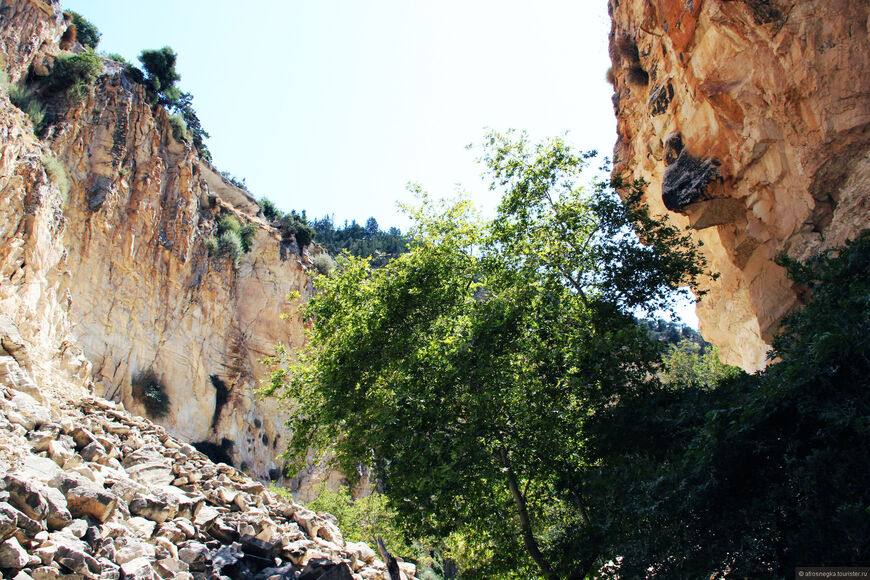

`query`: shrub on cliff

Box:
[1,73,46,132]
[131,370,170,419]
[67,11,101,50]
[168,113,191,144]
[279,212,314,249]
[48,51,103,103]
[42,154,70,203]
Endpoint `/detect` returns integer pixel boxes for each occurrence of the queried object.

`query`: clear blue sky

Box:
[59,0,698,327]
[61,1,616,228]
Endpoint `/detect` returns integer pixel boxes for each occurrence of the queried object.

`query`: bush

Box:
[4,81,45,132]
[168,113,191,143]
[258,198,281,221]
[203,236,218,255]
[218,231,244,267]
[67,11,101,50]
[131,370,170,418]
[301,485,411,556]
[312,253,336,276]
[239,224,256,253]
[279,212,315,249]
[105,53,129,66]
[42,154,70,203]
[49,51,102,103]
[218,215,241,235]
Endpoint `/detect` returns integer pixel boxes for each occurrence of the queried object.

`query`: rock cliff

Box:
[608,0,870,370]
[0,0,325,486]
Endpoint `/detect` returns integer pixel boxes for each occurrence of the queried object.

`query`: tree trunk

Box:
[504,466,558,580]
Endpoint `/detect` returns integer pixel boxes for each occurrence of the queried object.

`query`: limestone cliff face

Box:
[48,75,313,481]
[0,0,321,484]
[608,0,870,370]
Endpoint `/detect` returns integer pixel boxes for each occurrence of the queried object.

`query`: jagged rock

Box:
[68,428,98,450]
[119,556,155,580]
[129,494,175,524]
[0,503,19,541]
[124,517,156,539]
[239,534,282,559]
[2,392,51,430]
[178,541,211,571]
[0,537,29,569]
[0,357,39,401]
[122,449,173,488]
[298,558,354,580]
[113,536,155,565]
[292,508,322,540]
[64,486,118,523]
[344,542,377,565]
[153,557,189,579]
[0,317,31,371]
[4,475,50,522]
[253,562,296,580]
[79,441,107,464]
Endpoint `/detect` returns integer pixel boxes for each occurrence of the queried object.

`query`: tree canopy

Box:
[266,132,711,577]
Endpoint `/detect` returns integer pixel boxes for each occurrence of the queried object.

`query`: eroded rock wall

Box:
[608,0,870,370]
[0,0,323,485]
[47,75,312,481]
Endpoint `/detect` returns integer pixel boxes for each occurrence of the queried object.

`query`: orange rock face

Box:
[608,0,870,370]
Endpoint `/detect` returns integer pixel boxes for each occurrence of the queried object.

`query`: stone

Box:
[240,533,282,558]
[54,543,90,574]
[293,508,322,540]
[69,427,97,450]
[0,537,29,569]
[153,557,189,579]
[125,517,156,538]
[65,486,118,523]
[7,392,51,429]
[0,317,31,371]
[129,495,176,524]
[113,537,155,565]
[79,441,107,463]
[298,558,354,580]
[120,557,155,580]
[178,541,210,571]
[122,449,173,488]
[4,475,50,522]
[344,542,377,564]
[0,503,19,541]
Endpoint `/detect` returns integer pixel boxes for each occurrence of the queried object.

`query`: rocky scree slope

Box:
[608,0,870,370]
[0,0,334,487]
[0,357,418,580]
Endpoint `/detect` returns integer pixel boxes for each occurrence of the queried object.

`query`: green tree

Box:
[138,47,181,105]
[660,339,742,389]
[266,132,709,578]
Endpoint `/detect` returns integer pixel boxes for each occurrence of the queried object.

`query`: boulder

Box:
[120,556,156,580]
[64,486,118,523]
[129,494,176,524]
[0,537,29,569]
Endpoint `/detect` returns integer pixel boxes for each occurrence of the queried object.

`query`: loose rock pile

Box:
[0,355,417,580]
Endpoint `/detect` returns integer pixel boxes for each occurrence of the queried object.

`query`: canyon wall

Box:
[608,0,870,370]
[0,0,325,486]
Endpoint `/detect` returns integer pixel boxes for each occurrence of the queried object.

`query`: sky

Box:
[59,0,698,327]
